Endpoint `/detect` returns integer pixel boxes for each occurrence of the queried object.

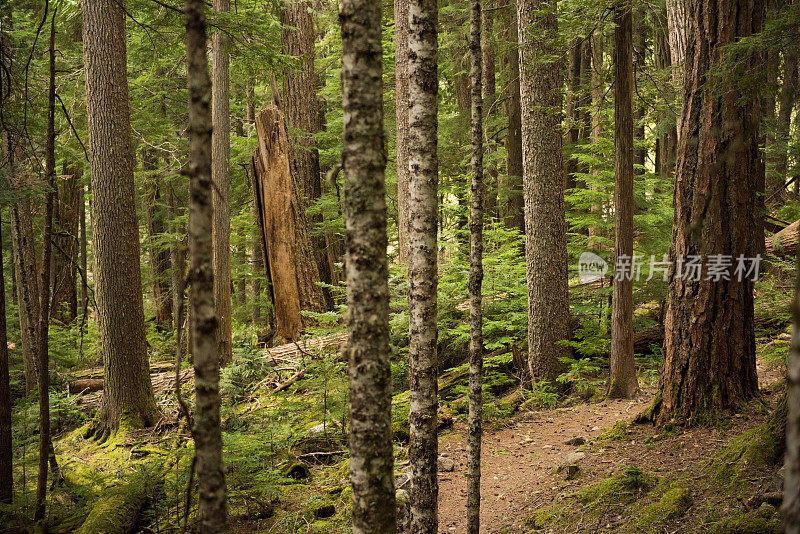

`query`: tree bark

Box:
[11,201,40,394]
[36,14,57,520]
[52,163,79,325]
[775,50,798,198]
[518,0,571,380]
[407,0,439,527]
[609,1,638,399]
[589,29,605,240]
[395,0,411,263]
[657,0,765,426]
[252,106,328,341]
[212,0,232,365]
[466,0,483,529]
[82,0,157,433]
[481,2,497,219]
[784,213,800,533]
[666,0,688,137]
[145,159,172,332]
[184,0,227,529]
[503,5,524,234]
[0,208,11,505]
[340,1,397,529]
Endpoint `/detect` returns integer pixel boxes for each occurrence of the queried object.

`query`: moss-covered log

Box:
[75,482,150,534]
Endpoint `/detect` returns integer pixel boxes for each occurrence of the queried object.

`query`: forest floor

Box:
[436,357,786,533]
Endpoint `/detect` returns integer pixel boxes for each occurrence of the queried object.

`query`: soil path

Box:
[437,358,782,533]
[437,392,652,533]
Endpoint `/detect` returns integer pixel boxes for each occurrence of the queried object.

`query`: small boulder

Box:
[557,452,585,473]
[565,436,586,446]
[438,456,456,472]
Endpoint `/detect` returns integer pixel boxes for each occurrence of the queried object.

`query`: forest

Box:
[1,0,800,531]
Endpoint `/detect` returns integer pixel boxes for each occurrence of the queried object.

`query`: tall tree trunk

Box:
[407,0,439,527]
[653,9,677,187]
[0,208,11,505]
[212,0,232,365]
[395,0,411,263]
[784,213,800,533]
[184,0,227,529]
[52,163,79,325]
[11,201,40,394]
[280,0,331,294]
[82,0,157,433]
[481,2,497,219]
[666,0,688,137]
[565,38,582,190]
[589,30,605,241]
[609,1,638,399]
[36,13,57,520]
[466,0,483,529]
[518,0,570,380]
[145,159,173,332]
[340,0,397,529]
[504,4,524,234]
[79,181,88,316]
[775,50,798,197]
[656,0,765,426]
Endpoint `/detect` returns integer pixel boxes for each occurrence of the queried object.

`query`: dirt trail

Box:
[437,358,783,533]
[437,392,653,533]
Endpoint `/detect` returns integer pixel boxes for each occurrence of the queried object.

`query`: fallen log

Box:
[68,378,104,394]
[766,219,800,257]
[275,369,307,392]
[75,480,150,534]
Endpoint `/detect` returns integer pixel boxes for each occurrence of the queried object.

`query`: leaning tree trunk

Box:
[252,106,328,341]
[518,0,571,380]
[503,4,524,234]
[184,0,227,529]
[608,0,638,399]
[395,0,411,263]
[82,0,157,433]
[339,0,397,529]
[407,0,440,527]
[212,0,232,365]
[466,0,484,529]
[657,0,765,426]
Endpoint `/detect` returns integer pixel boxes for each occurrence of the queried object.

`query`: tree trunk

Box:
[657,0,765,426]
[184,0,228,529]
[36,15,57,520]
[252,106,328,341]
[589,30,605,241]
[395,0,411,263]
[280,0,331,293]
[79,180,88,316]
[11,201,40,395]
[609,1,638,399]
[666,0,688,136]
[518,0,571,380]
[783,223,800,533]
[653,10,677,188]
[340,1,397,529]
[407,0,439,527]
[212,0,232,365]
[52,163,79,325]
[145,160,172,333]
[82,0,157,433]
[482,1,496,220]
[466,0,483,529]
[504,5,524,234]
[0,208,11,505]
[775,50,798,198]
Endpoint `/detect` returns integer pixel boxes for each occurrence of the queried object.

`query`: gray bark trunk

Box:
[466,0,483,529]
[407,0,440,527]
[340,1,397,529]
[395,0,411,263]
